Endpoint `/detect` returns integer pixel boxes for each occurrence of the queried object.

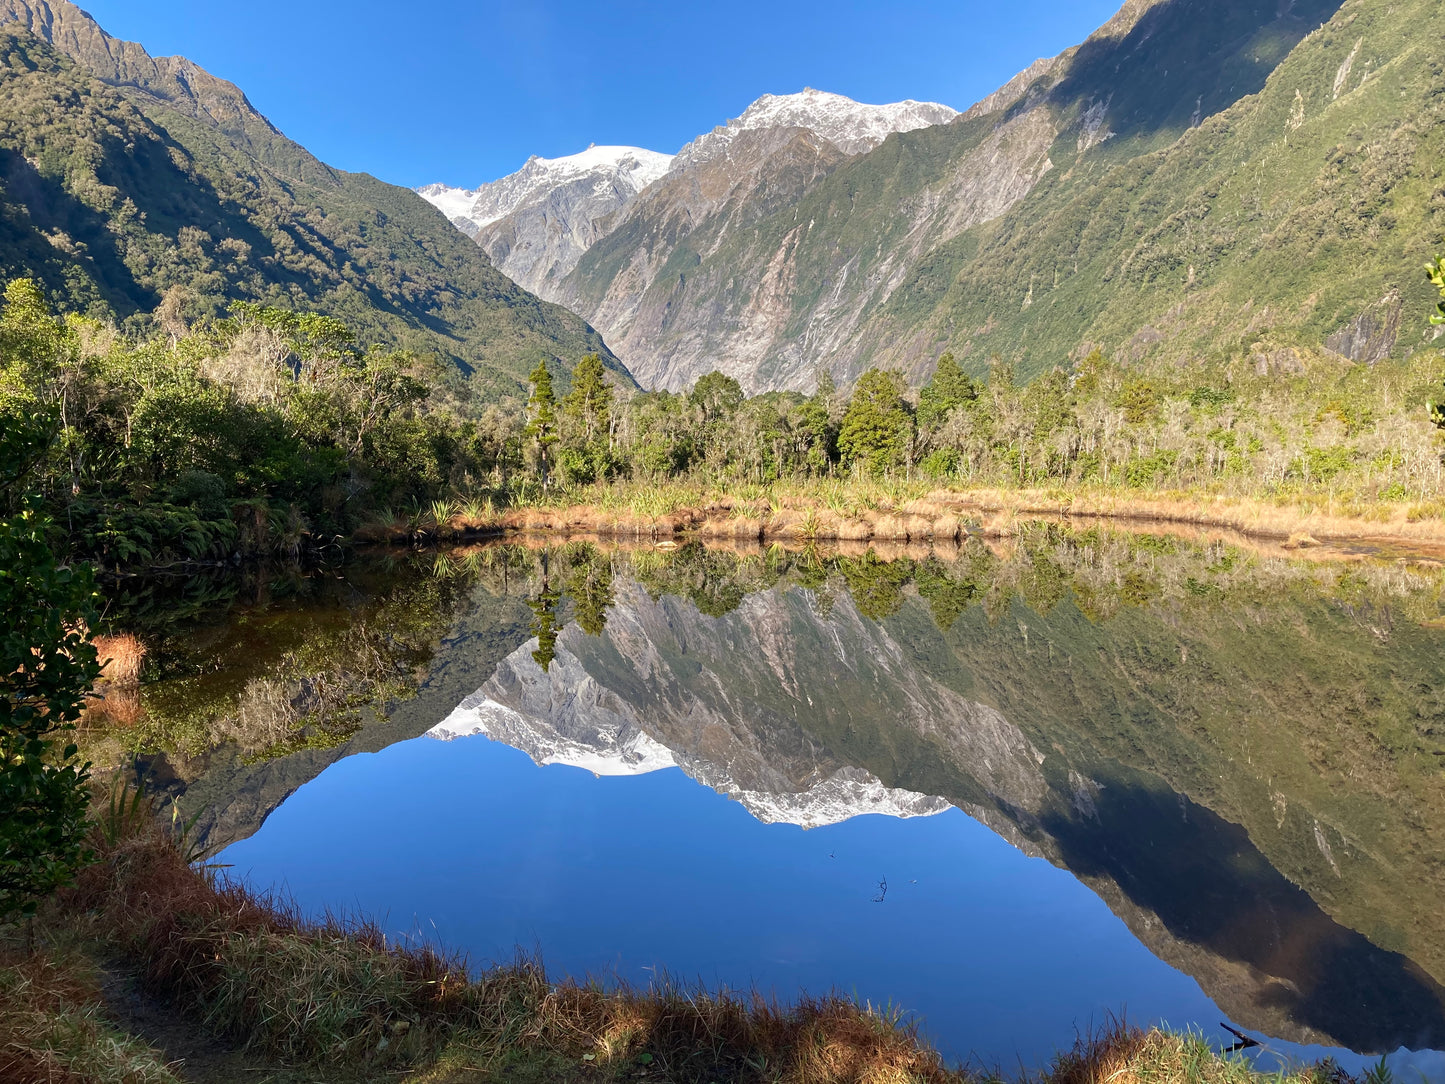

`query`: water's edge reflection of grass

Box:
[4,800,1386,1084]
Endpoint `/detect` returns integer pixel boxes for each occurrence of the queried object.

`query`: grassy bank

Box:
[1,793,1379,1084]
[354,479,1445,555]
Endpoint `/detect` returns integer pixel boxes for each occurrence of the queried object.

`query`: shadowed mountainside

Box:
[0,0,625,394]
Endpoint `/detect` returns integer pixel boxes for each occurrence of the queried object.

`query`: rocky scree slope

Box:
[0,0,624,395]
[558,0,1438,393]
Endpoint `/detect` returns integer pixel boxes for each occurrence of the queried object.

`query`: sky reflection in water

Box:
[228,730,1252,1072]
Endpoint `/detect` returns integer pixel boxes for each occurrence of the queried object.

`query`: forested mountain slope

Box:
[555,0,1441,393]
[0,0,623,395]
[544,90,959,391]
[870,0,1445,384]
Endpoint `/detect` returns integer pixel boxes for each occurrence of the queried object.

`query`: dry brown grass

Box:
[450,482,1445,557]
[937,487,1445,554]
[81,686,145,729]
[57,811,973,1082]
[0,944,181,1084]
[93,634,146,687]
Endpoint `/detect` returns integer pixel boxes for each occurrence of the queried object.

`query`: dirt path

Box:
[97,966,320,1084]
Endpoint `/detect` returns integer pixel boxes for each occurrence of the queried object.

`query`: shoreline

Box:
[357,486,1445,562]
[7,804,1381,1084]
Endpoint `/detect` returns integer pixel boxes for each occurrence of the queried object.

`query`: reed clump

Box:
[82,633,148,730]
[92,634,146,687]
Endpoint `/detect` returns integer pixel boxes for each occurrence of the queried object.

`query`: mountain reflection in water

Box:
[109,530,1445,1071]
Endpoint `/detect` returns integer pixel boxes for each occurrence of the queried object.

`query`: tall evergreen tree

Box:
[917,352,978,431]
[525,360,558,487]
[562,353,614,448]
[839,369,914,476]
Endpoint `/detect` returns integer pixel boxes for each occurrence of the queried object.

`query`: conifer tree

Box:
[562,352,613,447]
[525,360,558,487]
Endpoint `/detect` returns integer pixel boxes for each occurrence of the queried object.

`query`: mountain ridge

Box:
[418,145,675,297]
[422,88,958,336]
[0,0,626,394]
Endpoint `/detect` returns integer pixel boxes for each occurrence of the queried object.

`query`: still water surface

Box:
[108,530,1445,1076]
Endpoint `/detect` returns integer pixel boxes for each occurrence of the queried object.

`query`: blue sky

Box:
[79,0,1122,188]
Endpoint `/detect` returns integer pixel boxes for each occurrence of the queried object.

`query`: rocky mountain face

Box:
[555,0,1403,392]
[451,0,1436,395]
[426,576,1445,1055]
[418,146,674,296]
[420,89,958,390]
[546,90,961,391]
[0,0,623,394]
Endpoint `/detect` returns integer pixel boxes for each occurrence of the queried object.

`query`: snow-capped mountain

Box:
[416,145,672,293]
[675,88,958,168]
[419,145,673,236]
[419,90,956,304]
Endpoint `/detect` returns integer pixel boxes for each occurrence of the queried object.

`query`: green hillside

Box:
[886,0,1445,380]
[559,0,1442,393]
[0,11,623,396]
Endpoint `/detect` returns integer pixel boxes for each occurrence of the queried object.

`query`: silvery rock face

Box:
[415,89,957,307]
[417,146,674,295]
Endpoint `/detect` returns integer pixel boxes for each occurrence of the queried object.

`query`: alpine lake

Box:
[85,523,1445,1079]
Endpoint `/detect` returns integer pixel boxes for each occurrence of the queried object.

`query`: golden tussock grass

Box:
[92,634,146,687]
[0,945,181,1084]
[941,488,1445,554]
[81,686,145,729]
[458,481,1445,557]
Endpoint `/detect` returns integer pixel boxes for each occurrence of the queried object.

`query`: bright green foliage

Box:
[687,371,747,474]
[559,353,615,483]
[0,277,534,566]
[562,353,614,446]
[1116,379,1162,426]
[838,369,914,476]
[0,410,98,924]
[689,371,745,424]
[1428,256,1445,327]
[0,279,73,410]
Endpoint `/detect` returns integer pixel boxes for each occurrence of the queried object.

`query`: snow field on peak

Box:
[417,145,674,233]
